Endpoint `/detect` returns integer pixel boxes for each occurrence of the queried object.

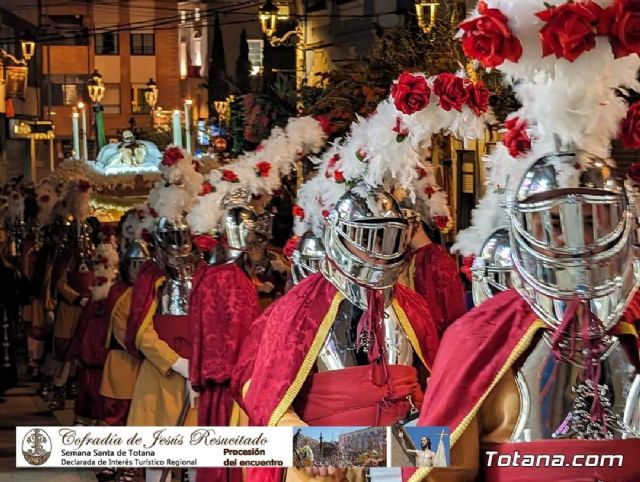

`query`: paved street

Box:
[0,363,96,482]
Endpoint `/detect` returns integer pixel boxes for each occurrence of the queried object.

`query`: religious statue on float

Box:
[95,130,162,174]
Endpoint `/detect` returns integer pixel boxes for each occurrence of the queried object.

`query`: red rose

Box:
[162,146,184,167]
[255,161,272,177]
[603,1,640,58]
[465,80,490,116]
[314,115,332,135]
[461,255,474,282]
[536,1,604,62]
[425,186,436,196]
[502,117,531,157]
[621,102,640,149]
[193,234,218,252]
[434,215,450,230]
[199,182,214,196]
[459,1,523,68]
[94,276,108,286]
[328,154,340,168]
[149,207,159,218]
[77,180,92,193]
[334,170,345,183]
[292,204,305,218]
[192,160,201,173]
[390,71,431,115]
[628,163,640,183]
[415,166,427,179]
[283,236,299,259]
[39,194,50,203]
[222,170,240,182]
[433,73,469,112]
[322,209,330,218]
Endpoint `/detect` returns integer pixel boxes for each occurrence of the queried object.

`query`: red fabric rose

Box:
[425,186,436,196]
[39,194,50,203]
[94,276,108,286]
[192,160,201,173]
[465,80,490,116]
[433,73,469,112]
[334,170,345,183]
[628,163,640,183]
[621,102,640,149]
[434,215,450,230]
[536,1,604,62]
[314,115,332,135]
[77,180,92,193]
[162,146,184,167]
[222,170,240,182]
[283,236,300,259]
[199,182,214,196]
[602,1,640,58]
[148,207,159,218]
[390,71,431,115]
[292,204,305,218]
[415,166,427,179]
[461,255,474,283]
[322,210,330,218]
[326,154,341,178]
[255,161,272,177]
[502,117,531,157]
[193,234,218,252]
[459,1,523,68]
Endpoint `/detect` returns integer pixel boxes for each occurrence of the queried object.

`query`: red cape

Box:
[408,243,467,335]
[67,282,129,364]
[404,290,546,482]
[124,260,164,356]
[242,273,440,427]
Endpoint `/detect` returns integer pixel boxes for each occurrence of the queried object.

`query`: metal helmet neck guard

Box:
[122,239,151,284]
[322,182,409,307]
[508,151,639,333]
[471,227,512,307]
[291,232,325,286]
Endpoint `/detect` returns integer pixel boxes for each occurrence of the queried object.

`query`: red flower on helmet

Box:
[255,161,272,177]
[600,0,640,59]
[465,80,490,116]
[390,71,431,115]
[199,182,214,196]
[393,117,409,142]
[425,186,436,196]
[292,204,305,218]
[162,146,184,167]
[222,170,240,182]
[193,234,217,252]
[433,73,469,112]
[434,215,450,230]
[415,166,427,179]
[621,102,640,149]
[536,1,604,62]
[314,115,332,135]
[459,1,523,68]
[283,236,299,259]
[503,117,531,157]
[334,170,345,183]
[322,209,330,218]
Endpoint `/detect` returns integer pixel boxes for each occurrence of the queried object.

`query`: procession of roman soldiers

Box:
[4,2,640,482]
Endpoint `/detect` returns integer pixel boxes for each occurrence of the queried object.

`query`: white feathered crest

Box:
[147,145,204,223]
[294,71,491,237]
[90,229,119,301]
[186,116,327,234]
[35,180,60,226]
[452,0,640,256]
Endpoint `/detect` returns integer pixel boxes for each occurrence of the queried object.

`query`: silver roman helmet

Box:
[220,189,273,251]
[321,182,410,303]
[508,150,640,333]
[155,216,193,259]
[471,227,512,306]
[291,232,325,285]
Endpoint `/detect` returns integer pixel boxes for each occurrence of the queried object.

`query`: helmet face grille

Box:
[336,218,408,262]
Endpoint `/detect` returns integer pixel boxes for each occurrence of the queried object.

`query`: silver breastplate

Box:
[159,277,192,315]
[316,300,415,372]
[512,333,640,441]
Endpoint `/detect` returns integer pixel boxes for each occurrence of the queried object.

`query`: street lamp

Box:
[20,31,36,62]
[87,69,106,152]
[415,0,439,34]
[258,0,279,38]
[144,78,158,126]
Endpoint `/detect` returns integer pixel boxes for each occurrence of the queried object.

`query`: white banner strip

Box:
[16,426,293,469]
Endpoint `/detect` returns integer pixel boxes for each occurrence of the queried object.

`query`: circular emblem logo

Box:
[22,429,52,466]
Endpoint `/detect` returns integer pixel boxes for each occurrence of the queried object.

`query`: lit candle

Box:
[72,111,80,160]
[172,109,182,147]
[78,102,88,161]
[184,99,192,153]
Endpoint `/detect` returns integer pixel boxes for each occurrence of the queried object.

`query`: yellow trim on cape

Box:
[134,276,166,350]
[104,286,132,349]
[267,291,345,427]
[408,318,546,482]
[393,300,428,371]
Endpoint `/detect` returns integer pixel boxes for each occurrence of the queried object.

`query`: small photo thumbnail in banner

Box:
[292,426,386,468]
[390,426,450,468]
